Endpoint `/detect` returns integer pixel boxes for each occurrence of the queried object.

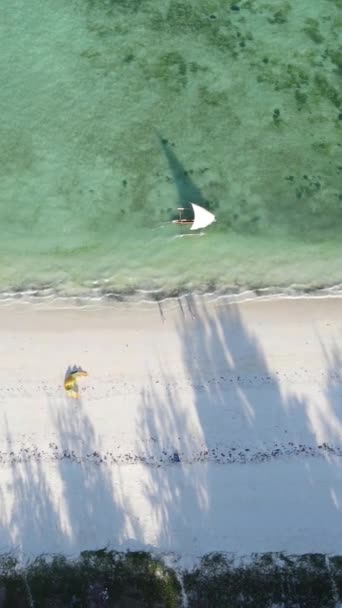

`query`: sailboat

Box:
[172,203,216,231]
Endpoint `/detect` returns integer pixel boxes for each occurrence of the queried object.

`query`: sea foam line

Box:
[0,283,342,310]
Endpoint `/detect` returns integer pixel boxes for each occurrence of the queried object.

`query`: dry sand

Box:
[0,296,342,563]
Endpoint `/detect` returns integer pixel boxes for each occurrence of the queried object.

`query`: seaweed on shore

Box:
[0,551,181,608]
[2,551,342,607]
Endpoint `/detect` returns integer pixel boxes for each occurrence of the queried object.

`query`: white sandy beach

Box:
[1,297,342,563]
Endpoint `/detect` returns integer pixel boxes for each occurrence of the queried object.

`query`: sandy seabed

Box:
[1,296,342,565]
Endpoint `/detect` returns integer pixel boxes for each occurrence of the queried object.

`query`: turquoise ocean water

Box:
[0,0,341,302]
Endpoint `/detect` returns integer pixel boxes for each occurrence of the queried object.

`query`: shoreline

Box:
[1,282,342,311]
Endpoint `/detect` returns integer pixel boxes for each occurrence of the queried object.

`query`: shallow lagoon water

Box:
[0,0,341,299]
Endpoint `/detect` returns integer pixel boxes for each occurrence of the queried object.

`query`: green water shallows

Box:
[0,0,341,300]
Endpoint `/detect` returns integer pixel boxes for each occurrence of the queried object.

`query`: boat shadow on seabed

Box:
[157,134,217,238]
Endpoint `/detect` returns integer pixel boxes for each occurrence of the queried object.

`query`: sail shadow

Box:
[158,134,209,217]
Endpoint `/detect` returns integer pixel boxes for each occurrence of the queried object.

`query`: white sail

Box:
[190,203,216,231]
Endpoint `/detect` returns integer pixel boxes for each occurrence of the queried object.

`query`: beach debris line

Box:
[64,365,88,399]
[172,203,216,231]
[2,440,338,466]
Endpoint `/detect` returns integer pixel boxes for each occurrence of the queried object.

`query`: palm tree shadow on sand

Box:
[0,417,59,558]
[135,298,342,557]
[0,395,145,560]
